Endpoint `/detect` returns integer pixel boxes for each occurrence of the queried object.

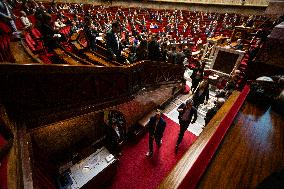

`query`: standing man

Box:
[192,79,209,109]
[84,17,98,52]
[146,109,167,157]
[176,99,197,153]
[105,21,124,63]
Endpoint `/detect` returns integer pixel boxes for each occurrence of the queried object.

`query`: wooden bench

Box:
[84,52,115,67]
[54,48,81,65]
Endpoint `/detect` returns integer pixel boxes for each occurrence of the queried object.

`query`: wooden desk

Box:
[207,36,228,44]
[57,147,118,189]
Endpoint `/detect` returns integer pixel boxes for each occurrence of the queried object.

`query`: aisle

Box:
[107,115,197,189]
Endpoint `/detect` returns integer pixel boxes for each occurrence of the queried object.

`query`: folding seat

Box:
[14,18,24,30]
[0,21,12,33]
[31,28,42,40]
[25,34,36,52]
[28,15,36,25]
[2,35,9,60]
[0,36,4,61]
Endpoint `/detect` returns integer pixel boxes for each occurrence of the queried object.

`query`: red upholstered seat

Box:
[31,28,42,39]
[14,18,24,30]
[25,33,36,51]
[183,84,190,94]
[0,36,4,61]
[0,21,11,34]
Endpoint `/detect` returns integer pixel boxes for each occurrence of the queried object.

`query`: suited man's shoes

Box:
[157,139,162,148]
[175,145,179,154]
[146,151,153,157]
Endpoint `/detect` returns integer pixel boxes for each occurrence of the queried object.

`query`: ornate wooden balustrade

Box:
[0,61,184,128]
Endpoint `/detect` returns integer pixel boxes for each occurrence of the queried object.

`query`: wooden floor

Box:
[197,101,284,189]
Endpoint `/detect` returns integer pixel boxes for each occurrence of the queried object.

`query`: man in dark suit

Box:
[146,109,167,157]
[148,34,161,61]
[84,17,98,51]
[105,118,125,157]
[176,45,185,65]
[176,99,197,153]
[204,98,225,125]
[105,21,124,63]
[192,79,210,109]
[167,46,177,64]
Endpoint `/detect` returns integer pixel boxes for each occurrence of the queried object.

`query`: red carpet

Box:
[0,134,8,189]
[107,115,197,189]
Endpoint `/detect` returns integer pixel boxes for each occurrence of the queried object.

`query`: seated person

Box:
[204,98,225,125]
[0,0,21,38]
[69,21,80,36]
[20,11,32,30]
[234,39,244,50]
[153,23,158,29]
[196,37,203,50]
[39,13,66,51]
[224,38,232,48]
[54,18,66,30]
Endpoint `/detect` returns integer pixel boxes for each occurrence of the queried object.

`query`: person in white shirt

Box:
[20,11,32,29]
[54,18,66,31]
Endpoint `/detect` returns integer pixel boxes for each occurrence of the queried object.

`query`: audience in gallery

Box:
[1,0,275,91]
[0,0,21,38]
[5,0,264,60]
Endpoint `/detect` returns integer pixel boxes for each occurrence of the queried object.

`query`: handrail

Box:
[0,61,184,127]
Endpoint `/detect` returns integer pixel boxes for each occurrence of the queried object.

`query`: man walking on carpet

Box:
[146,109,167,157]
[176,99,198,153]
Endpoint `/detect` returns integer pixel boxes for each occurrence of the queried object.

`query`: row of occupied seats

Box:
[0,21,14,62]
[24,28,54,64]
[24,28,44,53]
[0,34,15,63]
[14,15,36,30]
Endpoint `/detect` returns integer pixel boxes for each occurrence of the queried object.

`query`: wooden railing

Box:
[149,0,268,6]
[0,61,184,128]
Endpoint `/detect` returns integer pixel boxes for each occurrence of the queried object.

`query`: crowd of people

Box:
[0,0,271,64]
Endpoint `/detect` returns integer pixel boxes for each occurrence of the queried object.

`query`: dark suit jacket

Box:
[84,25,98,40]
[167,51,177,64]
[192,84,209,106]
[176,52,185,65]
[204,105,218,125]
[147,116,166,139]
[178,103,198,124]
[105,30,122,58]
[105,123,125,145]
[148,39,160,61]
